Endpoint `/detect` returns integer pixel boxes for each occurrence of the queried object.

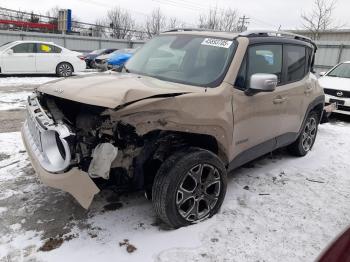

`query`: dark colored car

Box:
[317,226,350,262]
[84,48,117,68]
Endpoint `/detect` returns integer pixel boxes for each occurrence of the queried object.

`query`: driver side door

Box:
[230,44,286,168]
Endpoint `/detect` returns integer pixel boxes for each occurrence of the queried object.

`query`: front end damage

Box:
[21,72,233,208]
[21,92,191,207]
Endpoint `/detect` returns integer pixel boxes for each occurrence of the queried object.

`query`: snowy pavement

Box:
[0,76,59,88]
[0,119,349,262]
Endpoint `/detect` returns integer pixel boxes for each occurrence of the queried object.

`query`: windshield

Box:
[327,63,350,78]
[125,35,236,87]
[0,42,14,51]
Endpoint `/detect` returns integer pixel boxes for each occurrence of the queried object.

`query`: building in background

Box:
[291,29,350,73]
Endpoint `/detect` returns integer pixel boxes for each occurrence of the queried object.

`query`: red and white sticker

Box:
[201,38,233,48]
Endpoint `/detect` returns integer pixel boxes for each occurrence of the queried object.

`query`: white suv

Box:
[0,41,86,77]
[319,61,350,115]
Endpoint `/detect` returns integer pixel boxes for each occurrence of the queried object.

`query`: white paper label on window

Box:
[201,38,233,48]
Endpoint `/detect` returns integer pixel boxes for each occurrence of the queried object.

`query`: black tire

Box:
[288,111,319,156]
[152,147,227,228]
[88,60,95,69]
[56,62,73,77]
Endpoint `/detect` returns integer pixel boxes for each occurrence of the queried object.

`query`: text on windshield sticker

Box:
[201,38,233,48]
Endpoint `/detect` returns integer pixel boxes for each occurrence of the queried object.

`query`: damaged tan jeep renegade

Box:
[22,30,324,228]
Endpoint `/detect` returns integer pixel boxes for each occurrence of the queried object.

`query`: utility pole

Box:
[238,15,250,32]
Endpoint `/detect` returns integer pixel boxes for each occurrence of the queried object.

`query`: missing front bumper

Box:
[22,125,100,209]
[22,94,100,208]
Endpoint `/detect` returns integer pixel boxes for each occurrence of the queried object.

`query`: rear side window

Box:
[284,45,306,82]
[37,44,62,53]
[12,43,36,53]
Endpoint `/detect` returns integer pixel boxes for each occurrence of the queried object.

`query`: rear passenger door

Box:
[276,44,310,143]
[35,43,61,73]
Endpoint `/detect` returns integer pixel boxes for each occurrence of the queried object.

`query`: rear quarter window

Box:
[284,45,307,82]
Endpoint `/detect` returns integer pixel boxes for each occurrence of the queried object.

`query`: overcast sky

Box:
[1,0,349,30]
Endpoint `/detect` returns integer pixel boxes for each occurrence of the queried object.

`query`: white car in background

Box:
[0,41,86,77]
[319,61,350,115]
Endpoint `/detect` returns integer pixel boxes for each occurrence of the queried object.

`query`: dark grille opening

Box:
[337,105,350,112]
[324,88,350,98]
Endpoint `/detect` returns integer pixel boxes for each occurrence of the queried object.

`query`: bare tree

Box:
[45,6,60,18]
[220,8,239,32]
[146,8,166,37]
[89,19,107,37]
[198,7,239,32]
[199,7,220,30]
[107,7,135,39]
[134,24,148,40]
[301,0,344,39]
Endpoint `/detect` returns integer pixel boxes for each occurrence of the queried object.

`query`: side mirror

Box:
[245,73,278,96]
[6,49,13,55]
[319,72,326,77]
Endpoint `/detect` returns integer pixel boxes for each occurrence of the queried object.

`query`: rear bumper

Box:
[74,60,87,73]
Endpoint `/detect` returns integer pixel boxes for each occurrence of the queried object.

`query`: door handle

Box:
[273,96,287,104]
[28,55,34,57]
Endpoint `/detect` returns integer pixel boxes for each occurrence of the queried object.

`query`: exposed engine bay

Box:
[30,92,190,192]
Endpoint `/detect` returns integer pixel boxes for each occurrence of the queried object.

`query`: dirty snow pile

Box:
[0,121,349,262]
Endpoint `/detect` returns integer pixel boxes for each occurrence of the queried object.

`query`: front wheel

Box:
[288,111,319,156]
[56,62,73,77]
[152,147,227,228]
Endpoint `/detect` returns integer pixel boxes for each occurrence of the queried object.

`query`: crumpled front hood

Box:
[38,72,202,108]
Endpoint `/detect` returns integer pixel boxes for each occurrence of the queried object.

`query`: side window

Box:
[247,45,282,87]
[284,45,306,82]
[37,44,61,53]
[12,43,36,53]
[306,47,314,73]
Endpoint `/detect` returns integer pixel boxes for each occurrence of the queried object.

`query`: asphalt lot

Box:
[0,76,349,262]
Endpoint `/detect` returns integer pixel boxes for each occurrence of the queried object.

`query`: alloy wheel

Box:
[302,116,317,152]
[58,63,72,77]
[176,163,222,222]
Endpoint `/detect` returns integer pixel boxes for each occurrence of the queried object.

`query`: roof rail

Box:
[162,28,211,33]
[239,30,317,49]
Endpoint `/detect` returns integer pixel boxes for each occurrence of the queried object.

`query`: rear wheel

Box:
[56,62,73,77]
[288,111,319,156]
[152,147,227,228]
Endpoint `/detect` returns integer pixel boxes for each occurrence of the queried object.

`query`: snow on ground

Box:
[0,70,98,88]
[0,91,32,111]
[0,120,349,262]
[0,76,59,88]
[0,71,99,111]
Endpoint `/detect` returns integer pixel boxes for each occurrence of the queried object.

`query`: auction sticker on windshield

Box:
[201,38,233,48]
